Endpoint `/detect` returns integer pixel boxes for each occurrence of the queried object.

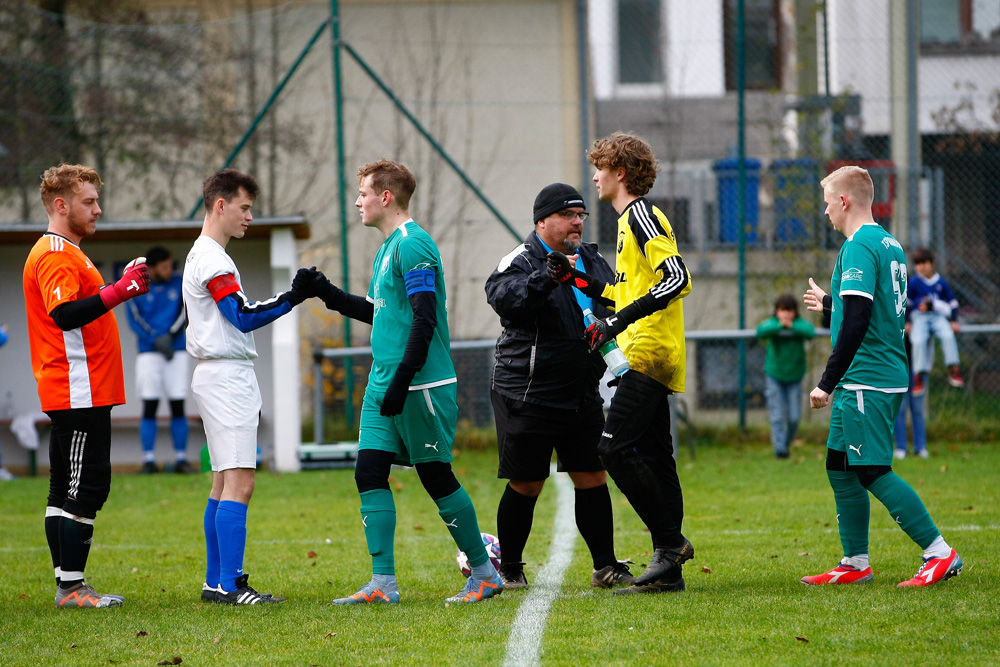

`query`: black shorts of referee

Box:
[491,390,605,480]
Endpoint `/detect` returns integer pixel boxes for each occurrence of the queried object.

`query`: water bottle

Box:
[582,309,630,377]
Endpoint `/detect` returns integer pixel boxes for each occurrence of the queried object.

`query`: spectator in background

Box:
[756,294,815,459]
[126,246,191,474]
[0,322,13,481]
[894,336,928,460]
[906,248,963,396]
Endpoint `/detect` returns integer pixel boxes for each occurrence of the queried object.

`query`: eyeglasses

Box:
[556,210,589,222]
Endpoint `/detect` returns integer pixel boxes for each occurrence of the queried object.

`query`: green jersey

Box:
[366,220,456,392]
[829,223,908,391]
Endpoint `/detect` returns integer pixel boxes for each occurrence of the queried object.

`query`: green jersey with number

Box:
[829,223,908,391]
[366,220,456,392]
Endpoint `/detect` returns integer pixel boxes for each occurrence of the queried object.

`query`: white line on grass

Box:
[503,465,576,667]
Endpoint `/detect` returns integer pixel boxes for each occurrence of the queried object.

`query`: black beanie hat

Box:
[533,183,586,223]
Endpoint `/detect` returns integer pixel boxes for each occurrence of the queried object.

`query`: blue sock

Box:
[140,418,157,458]
[216,500,248,592]
[203,498,220,587]
[171,417,189,460]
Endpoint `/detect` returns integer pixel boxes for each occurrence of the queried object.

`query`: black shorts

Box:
[46,406,113,519]
[491,390,605,481]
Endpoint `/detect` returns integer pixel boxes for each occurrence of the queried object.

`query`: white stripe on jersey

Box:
[650,256,686,301]
[64,328,93,408]
[632,202,661,243]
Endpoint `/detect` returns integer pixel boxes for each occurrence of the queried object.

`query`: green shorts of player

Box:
[359,383,458,465]
[827,387,905,467]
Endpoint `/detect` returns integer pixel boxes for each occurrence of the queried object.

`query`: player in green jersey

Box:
[298,159,501,604]
[802,165,961,587]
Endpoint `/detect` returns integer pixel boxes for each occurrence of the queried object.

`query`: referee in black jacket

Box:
[485,183,633,590]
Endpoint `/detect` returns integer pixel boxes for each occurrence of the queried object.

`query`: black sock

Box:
[496,484,537,566]
[44,510,61,585]
[575,484,617,569]
[58,516,94,588]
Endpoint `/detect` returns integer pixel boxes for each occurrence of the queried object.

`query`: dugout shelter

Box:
[0,217,309,475]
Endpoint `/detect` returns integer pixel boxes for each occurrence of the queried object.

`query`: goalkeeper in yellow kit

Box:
[547,132,694,594]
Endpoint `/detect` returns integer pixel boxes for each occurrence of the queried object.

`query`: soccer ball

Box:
[456,532,501,577]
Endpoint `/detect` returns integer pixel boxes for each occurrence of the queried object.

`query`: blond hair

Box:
[358,159,416,210]
[39,164,103,214]
[821,165,873,209]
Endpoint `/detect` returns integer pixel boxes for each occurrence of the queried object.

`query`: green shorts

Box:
[359,382,458,466]
[827,386,904,467]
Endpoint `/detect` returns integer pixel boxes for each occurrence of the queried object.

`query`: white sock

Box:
[842,554,870,570]
[923,535,951,560]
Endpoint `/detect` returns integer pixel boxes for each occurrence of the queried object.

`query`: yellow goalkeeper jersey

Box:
[600,198,691,391]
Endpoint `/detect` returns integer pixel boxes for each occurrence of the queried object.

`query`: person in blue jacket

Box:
[126,246,191,473]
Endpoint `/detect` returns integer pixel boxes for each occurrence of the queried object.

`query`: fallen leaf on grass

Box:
[70,643,77,649]
[325,633,337,638]
[797,552,811,556]
[795,637,809,643]
[700,566,712,574]
[939,466,948,473]
[213,638,220,644]
[413,525,423,530]
[19,594,30,599]
[136,631,148,637]
[307,551,317,559]
[155,658,182,666]
[394,483,404,491]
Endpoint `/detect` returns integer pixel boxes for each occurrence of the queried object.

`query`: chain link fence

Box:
[2,1,998,437]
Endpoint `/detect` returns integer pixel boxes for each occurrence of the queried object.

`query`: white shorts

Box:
[136,351,190,401]
[191,359,261,472]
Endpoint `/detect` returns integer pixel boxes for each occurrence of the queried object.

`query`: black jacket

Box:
[485,231,616,410]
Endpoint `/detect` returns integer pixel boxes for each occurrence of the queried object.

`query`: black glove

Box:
[292,267,321,296]
[380,363,418,417]
[545,251,607,298]
[153,334,175,361]
[586,314,628,351]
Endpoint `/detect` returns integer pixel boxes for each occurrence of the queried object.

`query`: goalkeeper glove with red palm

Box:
[100,257,150,310]
[545,251,607,298]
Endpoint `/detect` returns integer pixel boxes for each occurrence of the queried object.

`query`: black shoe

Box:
[200,583,219,602]
[174,460,195,474]
[591,560,635,588]
[776,451,790,459]
[216,575,285,605]
[499,562,528,590]
[140,461,159,474]
[633,538,694,586]
[614,577,686,595]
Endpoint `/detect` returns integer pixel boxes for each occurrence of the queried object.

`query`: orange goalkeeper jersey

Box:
[23,233,125,411]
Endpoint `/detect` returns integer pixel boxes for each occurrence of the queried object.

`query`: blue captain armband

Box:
[404,268,436,296]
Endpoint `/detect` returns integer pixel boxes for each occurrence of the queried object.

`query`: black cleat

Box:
[174,460,196,474]
[499,562,528,590]
[632,538,694,586]
[200,583,219,602]
[216,575,285,605]
[591,560,635,588]
[614,577,686,595]
[140,461,160,474]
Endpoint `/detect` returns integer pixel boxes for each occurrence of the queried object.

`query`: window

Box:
[723,0,780,91]
[922,0,1000,52]
[617,0,663,85]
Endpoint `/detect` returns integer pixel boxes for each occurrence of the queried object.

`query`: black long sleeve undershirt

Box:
[49,294,110,331]
[818,294,873,393]
[397,291,437,375]
[318,281,375,325]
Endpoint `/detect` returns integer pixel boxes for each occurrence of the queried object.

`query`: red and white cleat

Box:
[898,549,962,587]
[801,562,873,585]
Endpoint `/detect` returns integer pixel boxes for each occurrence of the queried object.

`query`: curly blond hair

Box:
[39,164,103,214]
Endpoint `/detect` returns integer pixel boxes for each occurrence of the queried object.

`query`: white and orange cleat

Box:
[801,561,873,585]
[898,549,962,587]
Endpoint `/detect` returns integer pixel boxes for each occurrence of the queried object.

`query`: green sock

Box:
[867,472,940,550]
[828,470,870,557]
[360,489,396,575]
[434,487,488,567]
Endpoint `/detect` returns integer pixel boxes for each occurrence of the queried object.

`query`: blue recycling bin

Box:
[713,158,761,244]
[770,158,820,243]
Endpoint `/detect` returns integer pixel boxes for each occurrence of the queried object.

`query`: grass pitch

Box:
[0,440,997,666]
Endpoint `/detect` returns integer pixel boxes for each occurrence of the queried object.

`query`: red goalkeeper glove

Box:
[545,251,607,298]
[100,257,150,310]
